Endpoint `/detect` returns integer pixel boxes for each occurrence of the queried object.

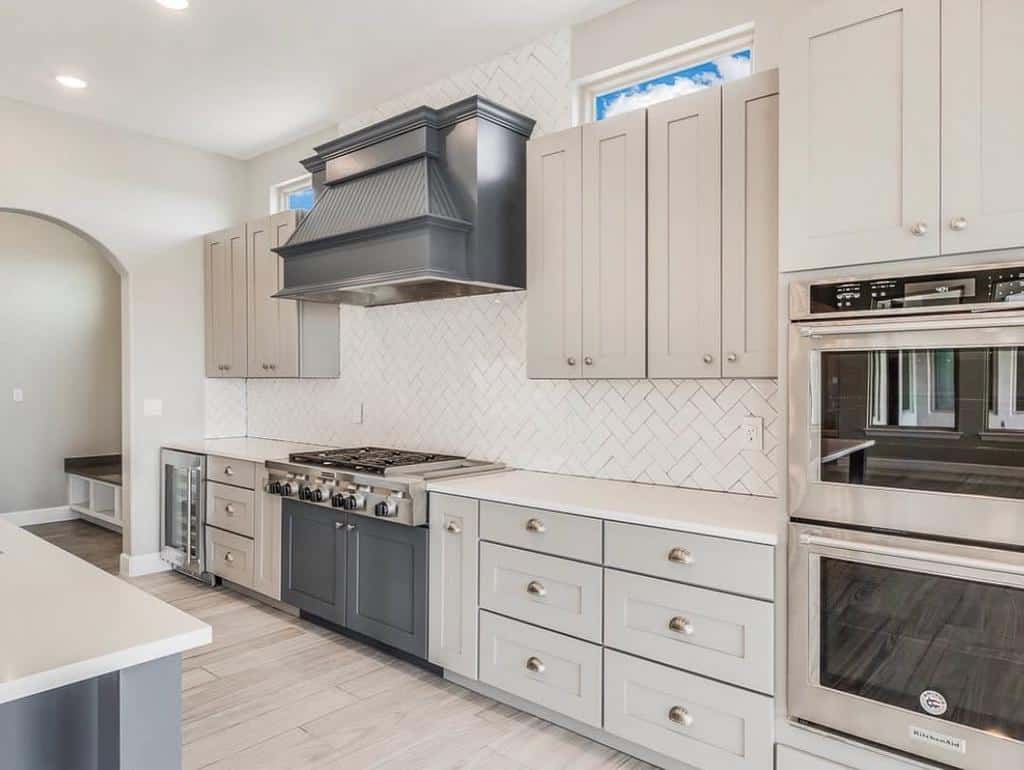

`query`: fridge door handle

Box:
[185,467,194,567]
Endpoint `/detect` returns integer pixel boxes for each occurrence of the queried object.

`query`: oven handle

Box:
[798,315,1024,338]
[799,533,1024,577]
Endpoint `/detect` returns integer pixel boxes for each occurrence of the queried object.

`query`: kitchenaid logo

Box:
[920,689,948,716]
[910,726,967,755]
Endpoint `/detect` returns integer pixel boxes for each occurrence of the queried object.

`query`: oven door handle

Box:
[800,533,1024,577]
[798,315,1024,338]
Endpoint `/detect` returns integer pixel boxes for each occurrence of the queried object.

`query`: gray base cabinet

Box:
[281,500,346,625]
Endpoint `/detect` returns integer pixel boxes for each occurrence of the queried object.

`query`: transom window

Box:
[273,175,315,213]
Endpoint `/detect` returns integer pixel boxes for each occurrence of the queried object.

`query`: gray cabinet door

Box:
[346,516,428,658]
[281,499,346,625]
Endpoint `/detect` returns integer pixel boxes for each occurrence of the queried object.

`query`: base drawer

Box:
[479,611,602,728]
[604,569,774,694]
[206,526,255,589]
[207,455,257,490]
[480,500,603,563]
[206,481,256,538]
[604,649,773,770]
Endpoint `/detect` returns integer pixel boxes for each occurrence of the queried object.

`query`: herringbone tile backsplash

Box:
[205,29,781,497]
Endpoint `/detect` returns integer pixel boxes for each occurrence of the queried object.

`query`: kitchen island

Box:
[0,518,211,770]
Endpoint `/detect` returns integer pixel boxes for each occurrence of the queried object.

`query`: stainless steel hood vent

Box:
[274,96,535,307]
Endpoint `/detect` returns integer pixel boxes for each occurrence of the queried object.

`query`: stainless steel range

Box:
[266,447,502,527]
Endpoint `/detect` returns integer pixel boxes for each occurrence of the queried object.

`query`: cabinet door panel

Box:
[271,211,300,377]
[722,70,778,378]
[281,500,345,625]
[427,493,479,678]
[581,110,646,379]
[942,0,1024,254]
[527,128,583,379]
[780,0,940,270]
[247,211,299,378]
[253,470,282,601]
[205,226,247,377]
[647,87,721,378]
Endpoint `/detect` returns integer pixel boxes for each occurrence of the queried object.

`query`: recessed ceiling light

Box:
[56,75,88,89]
[156,0,189,9]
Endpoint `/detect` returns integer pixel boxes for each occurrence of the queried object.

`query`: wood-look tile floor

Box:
[26,520,658,770]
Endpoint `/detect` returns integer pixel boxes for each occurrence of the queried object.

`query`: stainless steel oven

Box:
[787,261,1024,767]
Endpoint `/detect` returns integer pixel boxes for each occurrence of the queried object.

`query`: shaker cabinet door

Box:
[647,86,721,378]
[526,127,584,379]
[581,110,647,379]
[281,500,346,625]
[722,69,778,378]
[247,211,299,378]
[204,225,248,377]
[427,493,479,678]
[252,471,282,601]
[780,0,940,271]
[941,0,1024,255]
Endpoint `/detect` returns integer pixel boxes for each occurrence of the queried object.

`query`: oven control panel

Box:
[808,264,1024,314]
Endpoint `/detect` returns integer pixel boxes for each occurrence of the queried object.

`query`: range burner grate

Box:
[288,446,466,475]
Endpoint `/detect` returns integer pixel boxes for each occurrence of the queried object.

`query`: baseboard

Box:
[119,551,172,577]
[2,506,80,526]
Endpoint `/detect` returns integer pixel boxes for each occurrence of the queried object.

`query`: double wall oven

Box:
[788,262,1024,769]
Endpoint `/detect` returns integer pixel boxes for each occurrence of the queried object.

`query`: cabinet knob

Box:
[567,357,576,366]
[702,354,714,364]
[669,616,694,635]
[269,364,277,371]
[224,552,235,563]
[525,656,545,674]
[584,356,594,366]
[726,353,738,363]
[225,504,235,515]
[335,521,344,529]
[262,363,269,371]
[224,466,234,476]
[950,216,968,232]
[346,523,356,531]
[445,520,462,534]
[910,221,929,237]
[668,547,694,565]
[668,706,694,727]
[525,518,546,534]
[526,580,547,597]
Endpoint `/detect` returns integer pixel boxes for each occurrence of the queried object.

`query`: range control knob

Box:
[374,500,399,518]
[330,493,346,508]
[268,480,281,494]
[311,487,325,503]
[279,482,294,497]
[342,494,363,510]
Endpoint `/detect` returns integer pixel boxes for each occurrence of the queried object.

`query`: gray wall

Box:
[0,212,122,513]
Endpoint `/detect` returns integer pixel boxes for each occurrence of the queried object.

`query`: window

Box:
[573,25,754,124]
[273,175,315,213]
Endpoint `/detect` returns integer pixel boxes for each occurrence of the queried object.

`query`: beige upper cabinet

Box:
[722,70,779,379]
[780,0,941,271]
[941,0,1024,255]
[247,211,300,378]
[580,110,647,379]
[526,128,583,379]
[647,87,721,379]
[204,225,248,378]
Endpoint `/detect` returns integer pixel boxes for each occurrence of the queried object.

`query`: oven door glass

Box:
[815,346,1024,498]
[819,556,1024,740]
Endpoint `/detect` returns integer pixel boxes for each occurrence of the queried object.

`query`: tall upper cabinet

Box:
[527,110,647,379]
[780,0,1024,271]
[204,211,339,379]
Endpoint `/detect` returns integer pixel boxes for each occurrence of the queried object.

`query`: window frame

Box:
[571,23,755,125]
[271,174,315,214]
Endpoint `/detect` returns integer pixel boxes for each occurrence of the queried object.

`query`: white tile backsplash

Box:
[204,29,781,497]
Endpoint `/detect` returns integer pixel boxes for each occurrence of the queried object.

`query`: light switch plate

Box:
[12,388,23,403]
[741,416,763,450]
[143,399,163,417]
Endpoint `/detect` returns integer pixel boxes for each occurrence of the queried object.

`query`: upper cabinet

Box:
[205,226,248,378]
[527,111,647,379]
[781,0,1024,271]
[527,71,778,380]
[205,212,339,379]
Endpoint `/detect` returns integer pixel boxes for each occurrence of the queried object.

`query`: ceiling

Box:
[0,0,624,159]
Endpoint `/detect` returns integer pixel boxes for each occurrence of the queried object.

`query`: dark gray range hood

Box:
[273,96,535,306]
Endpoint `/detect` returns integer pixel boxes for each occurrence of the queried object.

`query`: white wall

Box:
[0,96,245,558]
[242,125,336,220]
[0,212,121,513]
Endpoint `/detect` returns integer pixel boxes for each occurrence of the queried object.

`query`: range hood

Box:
[273,96,535,306]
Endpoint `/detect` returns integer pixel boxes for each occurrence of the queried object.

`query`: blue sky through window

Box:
[595,49,752,121]
[286,186,315,212]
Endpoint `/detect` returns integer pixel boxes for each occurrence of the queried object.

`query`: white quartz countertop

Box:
[427,470,779,545]
[162,436,333,464]
[0,519,211,705]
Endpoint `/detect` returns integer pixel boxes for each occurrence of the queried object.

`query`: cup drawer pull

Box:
[526,580,547,597]
[224,551,235,564]
[224,465,234,476]
[525,656,545,674]
[667,547,694,565]
[668,705,694,727]
[225,503,236,515]
[668,616,694,635]
[525,518,546,533]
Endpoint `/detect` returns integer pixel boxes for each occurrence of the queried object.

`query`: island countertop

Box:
[0,519,211,705]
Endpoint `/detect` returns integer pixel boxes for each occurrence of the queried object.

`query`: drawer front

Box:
[206,481,256,538]
[480,542,602,643]
[604,521,774,600]
[206,526,255,589]
[480,500,602,563]
[604,569,774,693]
[604,650,773,770]
[207,455,257,490]
[479,611,602,727]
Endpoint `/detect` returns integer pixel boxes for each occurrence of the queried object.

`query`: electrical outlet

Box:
[741,416,763,450]
[12,388,24,403]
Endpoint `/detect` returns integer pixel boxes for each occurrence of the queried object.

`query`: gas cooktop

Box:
[288,446,468,476]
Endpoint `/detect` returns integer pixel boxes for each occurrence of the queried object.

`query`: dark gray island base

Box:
[1,654,182,770]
